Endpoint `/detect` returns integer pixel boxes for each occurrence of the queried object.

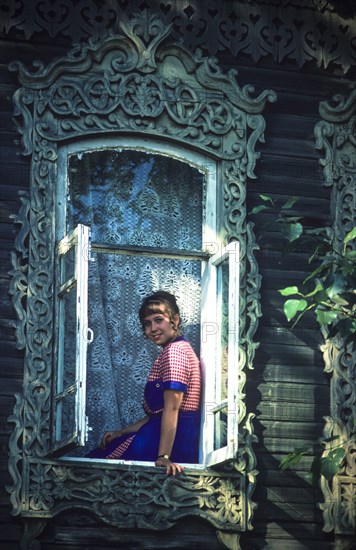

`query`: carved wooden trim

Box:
[1,1,355,74]
[22,459,247,530]
[315,85,356,538]
[7,10,275,547]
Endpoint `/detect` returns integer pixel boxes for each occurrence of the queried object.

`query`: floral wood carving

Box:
[26,461,246,530]
[315,85,356,537]
[7,10,275,548]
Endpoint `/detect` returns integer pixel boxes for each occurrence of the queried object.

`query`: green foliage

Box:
[280,446,310,471]
[279,427,356,485]
[250,195,356,482]
[250,194,356,349]
[277,224,356,347]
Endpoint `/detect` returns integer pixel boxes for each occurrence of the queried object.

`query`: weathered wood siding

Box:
[1,2,354,548]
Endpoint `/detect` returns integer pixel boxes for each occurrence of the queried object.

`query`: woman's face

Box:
[143,305,179,347]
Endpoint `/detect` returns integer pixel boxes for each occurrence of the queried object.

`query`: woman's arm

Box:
[100,415,149,448]
[156,389,183,475]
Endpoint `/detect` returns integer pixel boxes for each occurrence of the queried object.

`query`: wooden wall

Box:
[236,62,336,549]
[0,3,354,548]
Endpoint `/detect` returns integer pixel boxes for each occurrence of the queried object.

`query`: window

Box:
[8,14,271,533]
[53,224,92,454]
[54,138,239,467]
[201,241,240,466]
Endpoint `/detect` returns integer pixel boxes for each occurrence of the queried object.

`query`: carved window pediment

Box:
[7,11,276,545]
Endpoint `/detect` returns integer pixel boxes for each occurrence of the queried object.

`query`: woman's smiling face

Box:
[143,306,180,347]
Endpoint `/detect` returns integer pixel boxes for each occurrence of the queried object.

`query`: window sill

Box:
[60,456,209,470]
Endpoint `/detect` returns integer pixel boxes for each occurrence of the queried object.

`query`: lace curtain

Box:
[66,149,204,455]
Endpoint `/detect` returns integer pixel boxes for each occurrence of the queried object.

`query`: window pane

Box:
[56,393,76,442]
[67,150,203,251]
[55,284,77,442]
[214,407,228,450]
[60,244,76,285]
[213,257,229,450]
[59,286,77,389]
[219,257,229,403]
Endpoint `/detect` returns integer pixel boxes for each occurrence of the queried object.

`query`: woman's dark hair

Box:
[139,291,181,332]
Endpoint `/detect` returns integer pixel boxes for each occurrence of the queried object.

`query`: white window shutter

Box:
[51,224,92,454]
[200,241,240,466]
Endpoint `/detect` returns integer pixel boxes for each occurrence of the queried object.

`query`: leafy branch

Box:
[278,225,356,348]
[280,425,356,484]
[250,195,356,481]
[251,194,356,349]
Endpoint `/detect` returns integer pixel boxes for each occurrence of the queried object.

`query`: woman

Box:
[86,291,201,476]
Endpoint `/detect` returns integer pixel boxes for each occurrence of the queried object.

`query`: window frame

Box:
[55,138,239,467]
[200,241,240,466]
[52,223,92,455]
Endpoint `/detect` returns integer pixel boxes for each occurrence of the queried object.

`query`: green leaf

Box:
[310,456,322,485]
[320,434,340,444]
[343,226,356,247]
[340,254,356,276]
[260,194,275,205]
[282,222,303,243]
[284,299,308,321]
[282,196,299,209]
[279,447,310,470]
[325,273,347,299]
[320,447,345,481]
[308,244,326,264]
[315,308,339,326]
[278,286,299,296]
[329,294,349,306]
[306,282,324,297]
[250,204,270,215]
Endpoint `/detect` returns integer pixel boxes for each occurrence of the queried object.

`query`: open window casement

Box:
[200,241,240,467]
[52,224,93,455]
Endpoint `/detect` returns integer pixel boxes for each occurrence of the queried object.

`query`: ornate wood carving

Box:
[7,10,276,549]
[1,1,355,74]
[25,460,247,529]
[315,86,356,538]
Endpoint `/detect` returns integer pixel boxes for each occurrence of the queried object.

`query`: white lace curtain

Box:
[66,149,203,454]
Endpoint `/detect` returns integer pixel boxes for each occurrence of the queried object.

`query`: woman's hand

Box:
[155,455,184,476]
[99,416,150,449]
[100,430,122,449]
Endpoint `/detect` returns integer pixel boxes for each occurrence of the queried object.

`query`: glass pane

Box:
[212,256,229,451]
[214,406,228,450]
[58,285,77,391]
[67,150,203,251]
[219,257,229,402]
[55,284,77,444]
[55,393,76,443]
[60,244,76,285]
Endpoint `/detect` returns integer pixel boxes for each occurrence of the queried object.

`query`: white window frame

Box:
[52,223,93,454]
[200,241,240,466]
[56,138,240,468]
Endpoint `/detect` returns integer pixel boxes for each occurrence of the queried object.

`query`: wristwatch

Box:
[157,454,170,460]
